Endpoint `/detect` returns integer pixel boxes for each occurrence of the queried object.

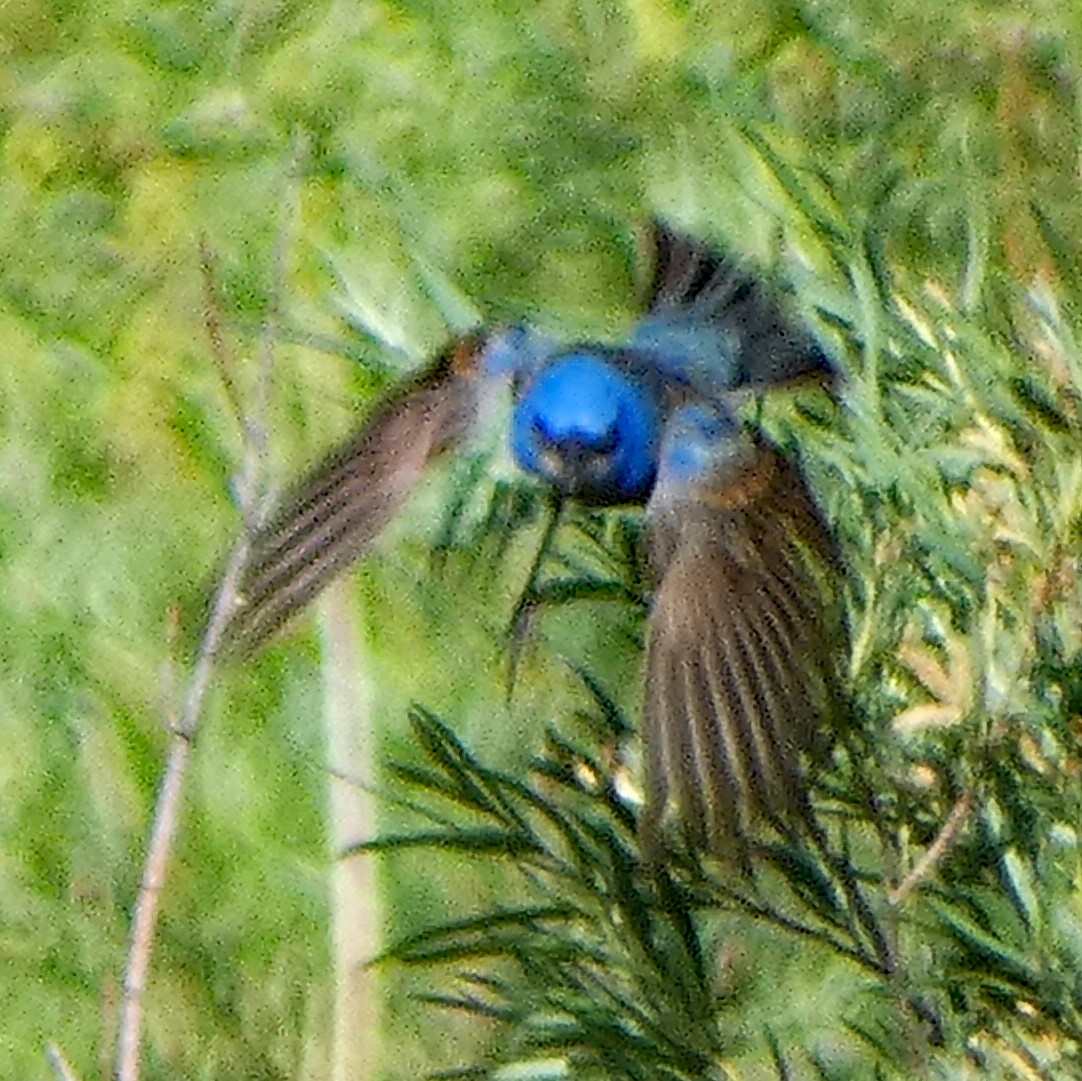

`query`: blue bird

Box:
[220,221,842,856]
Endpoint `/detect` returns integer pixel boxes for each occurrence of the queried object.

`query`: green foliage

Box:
[370,699,1082,1077]
[3,1,1082,1079]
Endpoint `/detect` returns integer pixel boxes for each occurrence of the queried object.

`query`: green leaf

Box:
[345,827,540,858]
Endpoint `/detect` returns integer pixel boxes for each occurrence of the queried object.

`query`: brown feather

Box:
[220,335,485,655]
[641,447,842,857]
[645,219,835,389]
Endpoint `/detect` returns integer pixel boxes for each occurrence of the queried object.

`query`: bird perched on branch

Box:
[218,221,844,858]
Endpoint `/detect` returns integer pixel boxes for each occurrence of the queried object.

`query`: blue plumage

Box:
[221,220,842,859]
[653,402,746,495]
[509,353,661,504]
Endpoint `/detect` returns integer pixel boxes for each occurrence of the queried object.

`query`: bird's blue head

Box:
[511,353,661,505]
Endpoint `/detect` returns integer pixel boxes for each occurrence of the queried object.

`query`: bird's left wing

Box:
[221,332,489,656]
[638,404,843,858]
[631,220,834,396]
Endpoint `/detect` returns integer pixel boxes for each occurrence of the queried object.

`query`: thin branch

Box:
[805,811,898,975]
[198,239,246,431]
[888,791,973,907]
[113,387,262,1081]
[45,1043,83,1081]
[113,133,307,1081]
[702,875,885,976]
[506,492,564,693]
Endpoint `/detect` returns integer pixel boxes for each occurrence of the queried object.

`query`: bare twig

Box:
[113,494,259,1081]
[888,791,974,907]
[113,133,307,1081]
[45,1042,84,1081]
[198,239,246,430]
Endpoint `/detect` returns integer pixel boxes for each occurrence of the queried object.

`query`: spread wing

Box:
[635,220,834,393]
[220,333,487,656]
[639,444,844,858]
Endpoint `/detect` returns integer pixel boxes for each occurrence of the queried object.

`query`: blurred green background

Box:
[3,2,1082,1079]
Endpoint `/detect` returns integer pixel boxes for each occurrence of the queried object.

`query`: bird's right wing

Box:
[220,333,488,656]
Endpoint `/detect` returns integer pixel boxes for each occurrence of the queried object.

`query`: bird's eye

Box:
[590,425,620,456]
[532,420,616,481]
[534,413,620,455]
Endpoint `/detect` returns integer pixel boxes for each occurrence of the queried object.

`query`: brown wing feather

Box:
[646,222,726,311]
[220,335,485,656]
[645,219,835,388]
[640,449,842,857]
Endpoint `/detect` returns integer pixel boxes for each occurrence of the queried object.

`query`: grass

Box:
[2,2,1082,1079]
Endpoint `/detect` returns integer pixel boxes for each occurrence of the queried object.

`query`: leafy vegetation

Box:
[3,1,1082,1079]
